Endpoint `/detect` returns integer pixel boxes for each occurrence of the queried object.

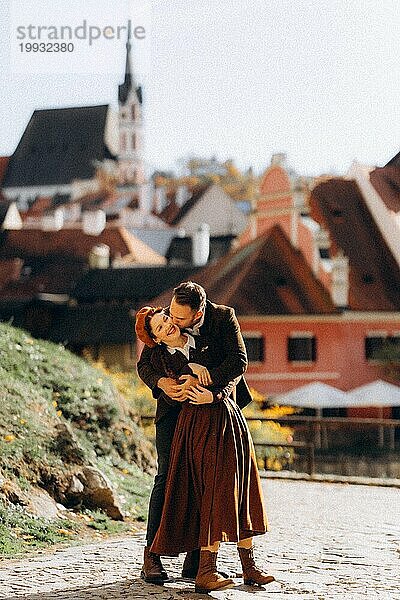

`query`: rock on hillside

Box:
[0,323,155,517]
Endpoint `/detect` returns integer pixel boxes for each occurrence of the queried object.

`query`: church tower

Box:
[118,28,145,191]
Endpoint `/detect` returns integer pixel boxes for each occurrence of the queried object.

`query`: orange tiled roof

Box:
[151,224,337,315]
[2,225,165,265]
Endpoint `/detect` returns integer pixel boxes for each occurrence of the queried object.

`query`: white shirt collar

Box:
[185,311,205,336]
[166,333,196,360]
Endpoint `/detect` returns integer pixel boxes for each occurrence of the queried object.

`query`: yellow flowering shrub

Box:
[243,389,299,471]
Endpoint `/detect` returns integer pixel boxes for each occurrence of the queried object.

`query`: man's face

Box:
[170,297,202,329]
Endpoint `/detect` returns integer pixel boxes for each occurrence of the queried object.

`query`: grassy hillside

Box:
[0,322,155,556]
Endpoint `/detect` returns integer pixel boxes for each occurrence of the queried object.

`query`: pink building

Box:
[151,153,400,418]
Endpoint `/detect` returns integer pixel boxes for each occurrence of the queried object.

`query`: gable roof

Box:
[3,105,115,188]
[156,185,210,226]
[152,225,337,315]
[310,178,400,311]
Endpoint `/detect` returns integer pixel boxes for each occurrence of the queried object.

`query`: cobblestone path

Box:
[0,479,399,599]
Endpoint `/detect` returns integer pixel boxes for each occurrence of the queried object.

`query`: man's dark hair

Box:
[173,281,206,312]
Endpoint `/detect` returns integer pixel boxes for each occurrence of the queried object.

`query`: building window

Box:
[131,104,136,121]
[131,133,136,150]
[365,335,386,360]
[120,133,126,152]
[390,334,400,349]
[322,407,347,417]
[243,335,264,362]
[365,333,400,362]
[288,333,316,362]
[319,247,330,259]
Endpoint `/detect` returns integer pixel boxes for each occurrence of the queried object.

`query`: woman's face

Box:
[150,311,181,345]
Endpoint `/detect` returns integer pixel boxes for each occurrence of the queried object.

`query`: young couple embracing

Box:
[135,281,274,594]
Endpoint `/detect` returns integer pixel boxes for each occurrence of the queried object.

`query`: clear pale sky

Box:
[0,0,399,177]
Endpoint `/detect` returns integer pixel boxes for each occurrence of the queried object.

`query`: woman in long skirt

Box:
[135,307,275,593]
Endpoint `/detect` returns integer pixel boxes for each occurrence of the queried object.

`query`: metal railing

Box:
[139,414,400,477]
[246,415,400,451]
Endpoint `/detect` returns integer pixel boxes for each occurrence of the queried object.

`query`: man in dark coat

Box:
[137,281,252,583]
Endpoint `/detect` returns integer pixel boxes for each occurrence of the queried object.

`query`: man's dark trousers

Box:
[146,410,179,546]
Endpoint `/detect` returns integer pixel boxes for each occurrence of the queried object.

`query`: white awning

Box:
[273,380,400,409]
[274,382,349,409]
[349,380,400,407]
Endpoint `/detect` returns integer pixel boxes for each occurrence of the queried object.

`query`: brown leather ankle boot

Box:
[195,550,235,593]
[238,546,275,586]
[140,546,167,584]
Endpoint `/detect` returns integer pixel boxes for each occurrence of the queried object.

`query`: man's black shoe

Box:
[141,546,167,584]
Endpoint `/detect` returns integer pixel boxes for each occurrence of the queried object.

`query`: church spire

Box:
[117,23,145,194]
[118,25,142,105]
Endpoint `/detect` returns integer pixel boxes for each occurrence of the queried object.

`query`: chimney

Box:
[176,185,189,207]
[153,187,167,214]
[88,244,110,269]
[82,210,106,236]
[41,208,64,231]
[66,202,81,223]
[192,223,210,266]
[331,251,349,308]
[2,202,23,230]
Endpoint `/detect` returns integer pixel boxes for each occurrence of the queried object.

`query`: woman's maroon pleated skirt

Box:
[151,397,268,555]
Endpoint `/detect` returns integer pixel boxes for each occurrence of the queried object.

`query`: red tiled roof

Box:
[310,178,400,311]
[151,224,337,315]
[24,196,52,218]
[369,166,400,213]
[1,225,165,264]
[76,189,117,209]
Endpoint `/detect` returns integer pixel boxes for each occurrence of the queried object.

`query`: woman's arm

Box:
[188,362,212,386]
[186,376,238,405]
